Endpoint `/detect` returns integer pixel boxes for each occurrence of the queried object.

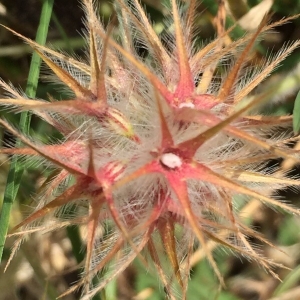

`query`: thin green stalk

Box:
[67,225,85,263]
[51,12,73,52]
[201,0,245,39]
[67,225,103,300]
[39,0,73,52]
[0,0,54,263]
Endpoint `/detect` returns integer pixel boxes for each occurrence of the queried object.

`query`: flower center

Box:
[178,102,195,109]
[160,153,182,169]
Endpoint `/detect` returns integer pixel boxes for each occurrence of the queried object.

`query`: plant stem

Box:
[0,0,54,263]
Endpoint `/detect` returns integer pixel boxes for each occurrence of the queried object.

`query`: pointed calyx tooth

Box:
[105,107,138,141]
[160,153,182,169]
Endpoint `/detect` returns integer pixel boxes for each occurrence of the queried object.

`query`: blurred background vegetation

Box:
[1,0,300,299]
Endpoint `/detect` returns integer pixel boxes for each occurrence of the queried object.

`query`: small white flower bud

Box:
[178,102,195,108]
[160,153,182,168]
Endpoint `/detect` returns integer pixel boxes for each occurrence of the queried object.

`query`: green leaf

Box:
[293,90,300,134]
[0,0,54,263]
[278,216,300,245]
[273,264,300,297]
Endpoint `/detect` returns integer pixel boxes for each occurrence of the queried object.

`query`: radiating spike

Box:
[218,15,269,103]
[34,49,96,100]
[171,0,194,97]
[93,19,174,104]
[1,25,90,74]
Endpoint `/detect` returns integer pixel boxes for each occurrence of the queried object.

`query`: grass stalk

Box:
[0,0,54,263]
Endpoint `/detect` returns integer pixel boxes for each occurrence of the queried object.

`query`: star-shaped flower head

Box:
[1,0,300,299]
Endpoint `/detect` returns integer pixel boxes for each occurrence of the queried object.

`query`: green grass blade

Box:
[51,12,73,52]
[293,90,300,134]
[67,225,85,263]
[0,0,54,263]
[273,265,300,297]
[67,225,103,300]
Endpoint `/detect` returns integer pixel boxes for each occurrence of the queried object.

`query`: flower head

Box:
[1,0,300,299]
